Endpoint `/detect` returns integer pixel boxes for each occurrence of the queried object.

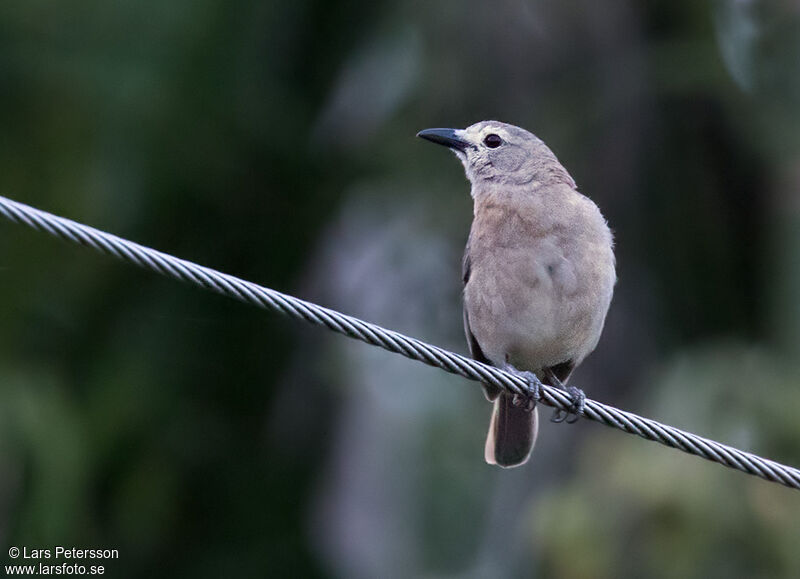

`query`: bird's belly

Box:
[467,295,578,370]
[464,251,611,371]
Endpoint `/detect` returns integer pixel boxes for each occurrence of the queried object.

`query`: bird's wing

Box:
[463,240,502,401]
[461,236,472,285]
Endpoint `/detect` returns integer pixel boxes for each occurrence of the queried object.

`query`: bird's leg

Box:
[500,363,541,412]
[543,368,585,424]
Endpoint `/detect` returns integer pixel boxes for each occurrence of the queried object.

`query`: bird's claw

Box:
[512,392,536,412]
[510,370,540,412]
[550,386,585,424]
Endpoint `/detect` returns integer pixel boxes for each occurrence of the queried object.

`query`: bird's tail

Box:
[484,393,539,468]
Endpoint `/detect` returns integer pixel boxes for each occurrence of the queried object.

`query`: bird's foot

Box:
[543,369,585,424]
[550,386,585,424]
[502,365,541,412]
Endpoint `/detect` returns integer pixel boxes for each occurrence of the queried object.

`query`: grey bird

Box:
[418,121,616,468]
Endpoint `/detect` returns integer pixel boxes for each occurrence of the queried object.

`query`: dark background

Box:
[1,1,800,577]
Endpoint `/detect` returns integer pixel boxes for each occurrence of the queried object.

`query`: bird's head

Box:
[417,120,574,191]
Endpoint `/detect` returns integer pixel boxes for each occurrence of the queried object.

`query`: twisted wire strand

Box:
[1,194,799,490]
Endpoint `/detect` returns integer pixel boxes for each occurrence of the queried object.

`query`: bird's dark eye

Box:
[483,134,503,148]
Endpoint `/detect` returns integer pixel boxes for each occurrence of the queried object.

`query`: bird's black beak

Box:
[416,128,470,152]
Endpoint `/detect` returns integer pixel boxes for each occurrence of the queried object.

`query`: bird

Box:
[417,121,616,468]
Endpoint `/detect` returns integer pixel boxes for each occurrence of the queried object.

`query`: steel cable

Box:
[1,194,798,490]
